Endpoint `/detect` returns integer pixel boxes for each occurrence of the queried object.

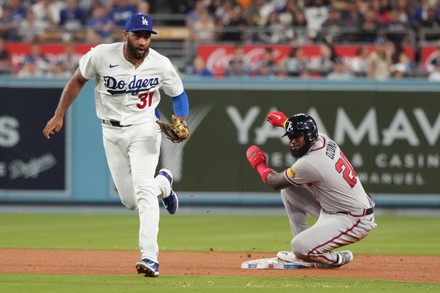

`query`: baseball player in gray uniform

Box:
[43,13,189,277]
[246,112,376,268]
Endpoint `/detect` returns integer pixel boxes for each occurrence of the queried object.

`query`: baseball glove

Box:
[156,115,190,143]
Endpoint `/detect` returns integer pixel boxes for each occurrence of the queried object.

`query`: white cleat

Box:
[276,251,314,268]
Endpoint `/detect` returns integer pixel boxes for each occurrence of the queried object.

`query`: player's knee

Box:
[121,198,137,210]
[291,238,308,261]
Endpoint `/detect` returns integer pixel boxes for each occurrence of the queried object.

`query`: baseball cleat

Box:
[158,168,179,214]
[314,250,353,269]
[136,258,159,277]
[276,251,314,267]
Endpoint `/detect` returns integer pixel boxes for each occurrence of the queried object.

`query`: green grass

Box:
[0,274,438,293]
[0,214,439,255]
[0,214,439,292]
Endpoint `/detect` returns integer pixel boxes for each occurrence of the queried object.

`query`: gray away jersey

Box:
[284,133,372,213]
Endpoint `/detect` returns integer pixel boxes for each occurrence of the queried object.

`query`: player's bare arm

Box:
[43,68,88,139]
[266,171,291,190]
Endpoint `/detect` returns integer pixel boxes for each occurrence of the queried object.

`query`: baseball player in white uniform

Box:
[43,13,189,277]
[246,112,376,268]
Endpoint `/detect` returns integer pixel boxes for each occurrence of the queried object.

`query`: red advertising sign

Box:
[197,44,415,77]
[421,46,438,70]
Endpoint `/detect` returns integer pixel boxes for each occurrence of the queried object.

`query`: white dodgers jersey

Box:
[284,133,372,212]
[79,42,184,125]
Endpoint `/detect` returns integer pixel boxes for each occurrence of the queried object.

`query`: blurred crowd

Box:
[188,38,440,80]
[180,0,440,46]
[182,0,440,80]
[0,0,439,80]
[0,0,151,43]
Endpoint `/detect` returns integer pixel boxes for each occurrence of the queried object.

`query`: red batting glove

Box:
[246,145,274,184]
[267,111,288,128]
[246,145,266,168]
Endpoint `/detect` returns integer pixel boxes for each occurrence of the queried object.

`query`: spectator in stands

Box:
[319,6,344,43]
[386,8,410,45]
[367,37,392,80]
[394,0,411,24]
[258,10,287,44]
[372,0,392,26]
[282,46,310,77]
[304,0,329,41]
[47,59,71,78]
[326,57,354,80]
[85,3,114,44]
[289,9,309,45]
[414,5,440,42]
[31,0,64,31]
[242,0,269,41]
[254,47,280,74]
[78,0,104,16]
[225,56,250,77]
[0,4,20,41]
[7,0,27,23]
[225,45,250,76]
[254,0,277,26]
[216,0,246,42]
[59,0,86,33]
[191,7,216,44]
[358,6,382,43]
[391,44,413,77]
[57,37,81,74]
[186,6,216,71]
[349,46,370,77]
[309,41,337,76]
[427,58,440,81]
[0,37,12,75]
[341,0,363,42]
[389,62,406,79]
[17,10,48,43]
[109,0,137,28]
[278,0,300,28]
[16,56,44,77]
[254,59,277,77]
[135,0,150,14]
[254,47,283,77]
[186,0,205,27]
[410,0,437,28]
[25,41,52,76]
[189,55,213,77]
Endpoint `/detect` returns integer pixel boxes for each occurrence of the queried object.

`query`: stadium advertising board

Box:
[197,44,416,77]
[159,88,439,196]
[0,87,67,192]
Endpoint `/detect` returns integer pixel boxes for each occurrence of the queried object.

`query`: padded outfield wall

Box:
[0,77,439,208]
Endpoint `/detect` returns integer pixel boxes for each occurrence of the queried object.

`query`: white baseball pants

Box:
[102,122,171,263]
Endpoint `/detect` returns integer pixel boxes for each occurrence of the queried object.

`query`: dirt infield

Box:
[1,249,439,283]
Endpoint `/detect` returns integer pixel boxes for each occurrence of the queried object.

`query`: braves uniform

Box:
[281,133,376,265]
[78,42,184,263]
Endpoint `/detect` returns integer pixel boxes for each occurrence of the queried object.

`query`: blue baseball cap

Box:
[24,56,37,64]
[124,13,157,34]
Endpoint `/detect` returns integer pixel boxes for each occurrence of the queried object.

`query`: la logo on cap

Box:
[142,17,148,26]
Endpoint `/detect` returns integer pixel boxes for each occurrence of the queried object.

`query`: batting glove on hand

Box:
[246,145,274,184]
[267,111,288,128]
[246,145,267,169]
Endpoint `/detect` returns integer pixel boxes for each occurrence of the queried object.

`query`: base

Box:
[241,257,310,270]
